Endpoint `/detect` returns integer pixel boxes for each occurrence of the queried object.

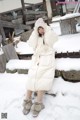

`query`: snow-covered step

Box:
[52,13,80,22]
[0,74,80,120]
[6,59,32,74]
[54,33,80,53]
[6,58,80,81]
[55,58,80,82]
[15,41,34,55]
[56,58,80,71]
[7,58,78,74]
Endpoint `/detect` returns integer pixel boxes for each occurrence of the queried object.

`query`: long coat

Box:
[27,18,58,92]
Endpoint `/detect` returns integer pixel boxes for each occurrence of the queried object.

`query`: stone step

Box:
[6,59,32,74]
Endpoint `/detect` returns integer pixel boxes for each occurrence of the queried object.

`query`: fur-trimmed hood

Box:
[34,18,47,32]
[27,18,58,50]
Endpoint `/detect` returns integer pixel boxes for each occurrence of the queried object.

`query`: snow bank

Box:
[52,13,80,22]
[50,22,61,35]
[54,33,80,53]
[6,58,80,72]
[50,77,80,96]
[6,59,32,70]
[55,58,80,71]
[15,41,34,54]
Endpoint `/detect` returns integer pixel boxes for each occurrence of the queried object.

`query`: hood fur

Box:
[34,18,47,31]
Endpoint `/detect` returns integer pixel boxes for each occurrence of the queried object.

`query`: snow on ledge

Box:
[6,59,32,70]
[15,41,34,55]
[53,33,80,53]
[52,13,80,22]
[6,58,80,72]
[56,58,80,71]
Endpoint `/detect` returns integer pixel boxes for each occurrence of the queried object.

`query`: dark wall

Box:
[3,27,14,38]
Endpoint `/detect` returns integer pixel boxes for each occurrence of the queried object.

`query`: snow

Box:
[56,58,80,71]
[6,59,32,70]
[52,13,80,22]
[53,32,80,53]
[50,22,61,35]
[0,73,80,120]
[50,77,80,96]
[15,41,34,54]
[50,21,80,36]
[6,58,80,71]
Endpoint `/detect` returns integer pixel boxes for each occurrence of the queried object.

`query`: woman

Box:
[23,18,58,117]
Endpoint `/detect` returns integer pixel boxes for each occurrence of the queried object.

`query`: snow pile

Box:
[52,13,80,22]
[56,58,80,71]
[6,59,32,70]
[50,22,80,35]
[50,77,80,96]
[15,41,34,54]
[50,22,61,35]
[53,33,80,53]
[6,58,80,72]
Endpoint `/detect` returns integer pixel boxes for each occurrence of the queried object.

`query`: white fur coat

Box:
[27,18,58,91]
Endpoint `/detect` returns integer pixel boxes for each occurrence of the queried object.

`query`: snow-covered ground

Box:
[0,73,80,120]
[1,14,80,120]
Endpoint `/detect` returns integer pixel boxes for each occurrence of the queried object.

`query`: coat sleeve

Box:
[27,30,38,50]
[45,28,58,48]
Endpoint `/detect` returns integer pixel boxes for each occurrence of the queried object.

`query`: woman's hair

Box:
[37,26,45,44]
[37,26,43,37]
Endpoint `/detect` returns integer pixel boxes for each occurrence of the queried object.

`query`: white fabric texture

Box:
[27,18,58,91]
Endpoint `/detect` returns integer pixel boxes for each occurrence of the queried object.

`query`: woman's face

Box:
[38,27,44,35]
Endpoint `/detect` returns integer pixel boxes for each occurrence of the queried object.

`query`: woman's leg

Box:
[23,90,33,115]
[31,91,45,117]
[25,90,33,100]
[36,91,45,103]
